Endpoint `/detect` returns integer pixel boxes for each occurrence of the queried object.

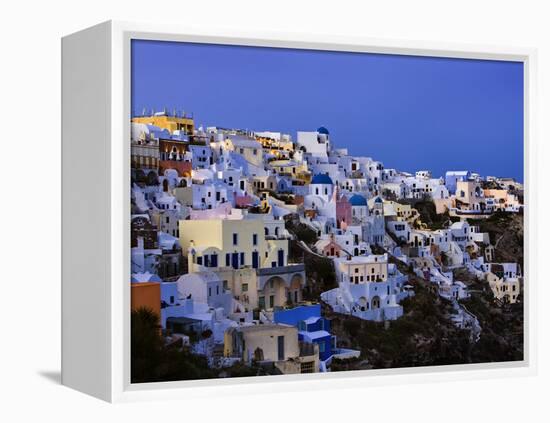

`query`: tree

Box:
[131,308,215,383]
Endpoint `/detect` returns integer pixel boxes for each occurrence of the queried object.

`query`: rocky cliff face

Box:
[469,211,524,267]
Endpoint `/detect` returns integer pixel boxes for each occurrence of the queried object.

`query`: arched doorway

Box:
[287,274,303,305]
[358,296,368,312]
[163,179,169,192]
[261,276,286,310]
[371,296,381,309]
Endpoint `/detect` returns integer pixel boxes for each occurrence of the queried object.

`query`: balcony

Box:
[256,263,305,276]
[299,342,317,357]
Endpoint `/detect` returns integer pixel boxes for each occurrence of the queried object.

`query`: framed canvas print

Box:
[61,21,537,402]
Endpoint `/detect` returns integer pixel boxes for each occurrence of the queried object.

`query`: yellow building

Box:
[455,180,486,211]
[483,188,521,211]
[224,137,263,167]
[255,135,294,151]
[487,273,521,304]
[179,218,304,311]
[132,111,195,135]
[223,324,319,374]
[180,219,287,270]
[383,200,418,221]
[268,159,309,179]
[337,254,388,284]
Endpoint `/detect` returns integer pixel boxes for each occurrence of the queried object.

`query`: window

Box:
[170,295,174,304]
[233,233,238,245]
[240,252,245,266]
[216,286,219,295]
[242,283,248,292]
[197,256,203,265]
[300,361,314,373]
[223,280,228,290]
[253,234,258,245]
[208,287,212,297]
[225,253,230,266]
[269,295,275,308]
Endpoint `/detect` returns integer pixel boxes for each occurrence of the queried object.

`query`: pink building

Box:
[315,235,344,258]
[335,188,352,230]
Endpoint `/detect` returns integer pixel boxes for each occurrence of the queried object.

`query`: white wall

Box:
[3,0,548,422]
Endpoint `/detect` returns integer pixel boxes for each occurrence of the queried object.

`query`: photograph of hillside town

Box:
[130,40,524,383]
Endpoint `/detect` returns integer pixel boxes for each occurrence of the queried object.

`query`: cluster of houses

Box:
[130,109,523,375]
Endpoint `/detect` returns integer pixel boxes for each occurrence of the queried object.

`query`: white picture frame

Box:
[61,20,537,403]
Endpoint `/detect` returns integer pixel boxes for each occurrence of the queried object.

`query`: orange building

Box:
[132,112,194,135]
[158,138,193,177]
[131,282,161,317]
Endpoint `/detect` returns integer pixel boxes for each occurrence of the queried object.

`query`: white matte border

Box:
[109,20,537,403]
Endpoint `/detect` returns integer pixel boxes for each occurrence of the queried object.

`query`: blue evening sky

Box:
[131,40,524,181]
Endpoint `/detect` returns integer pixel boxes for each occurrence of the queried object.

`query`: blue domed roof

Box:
[349,194,368,206]
[311,173,333,185]
[317,126,330,135]
[374,196,383,203]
